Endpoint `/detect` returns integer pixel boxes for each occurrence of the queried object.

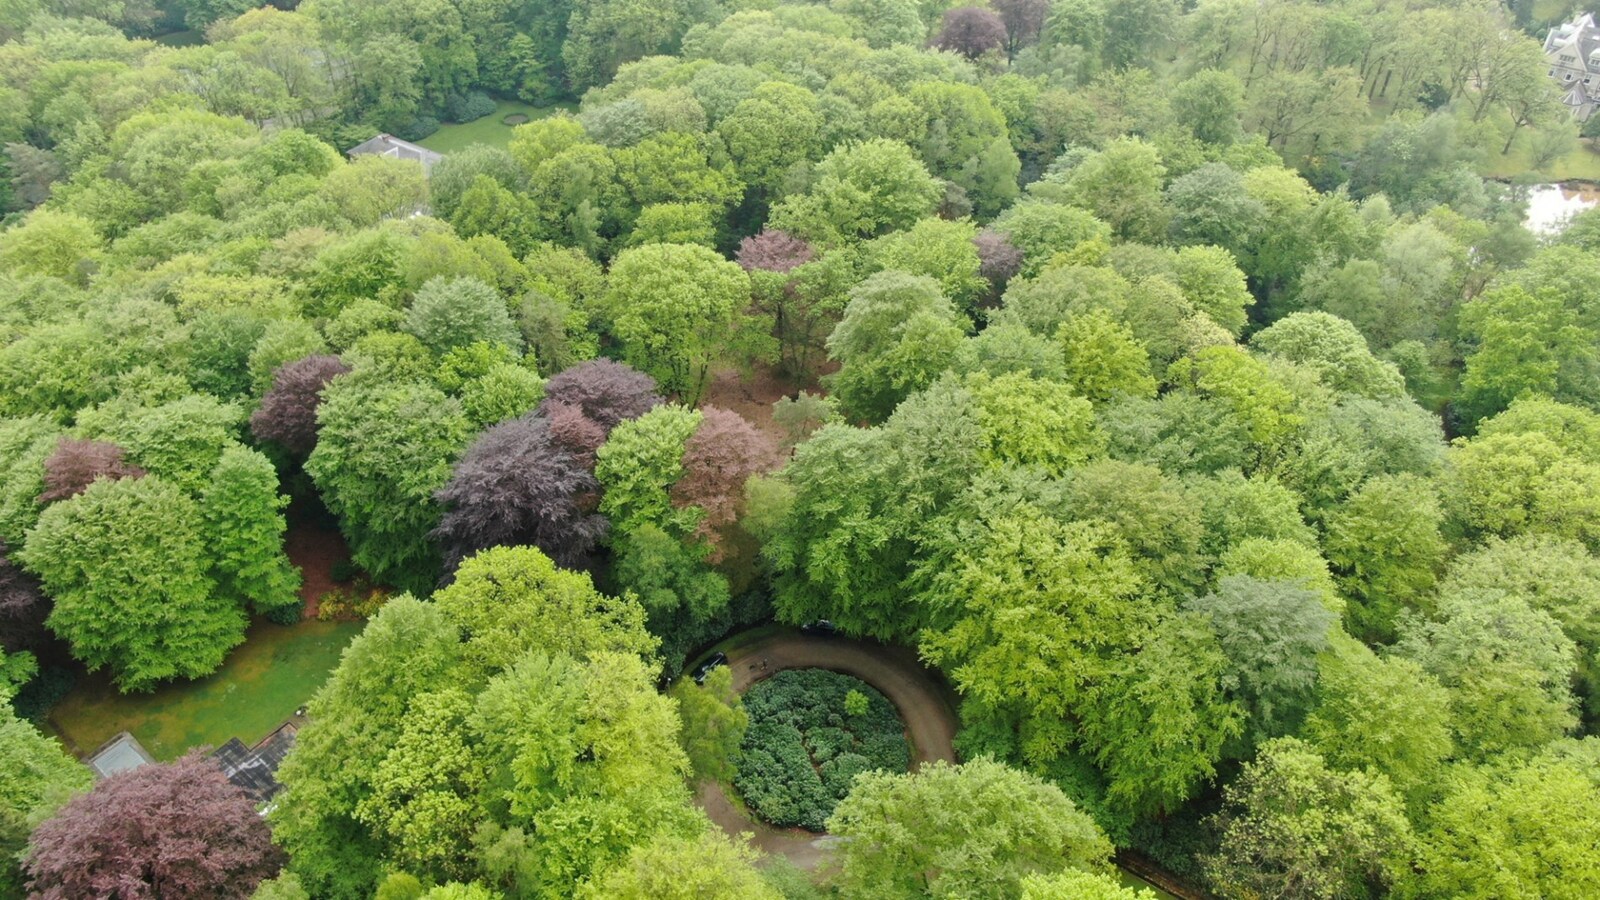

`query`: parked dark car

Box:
[691,651,728,684]
[800,620,839,636]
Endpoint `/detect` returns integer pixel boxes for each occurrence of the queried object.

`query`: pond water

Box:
[1524,182,1600,234]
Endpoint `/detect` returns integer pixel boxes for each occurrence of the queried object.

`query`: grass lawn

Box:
[418,99,578,154]
[1480,137,1600,181]
[47,618,363,761]
[153,29,203,47]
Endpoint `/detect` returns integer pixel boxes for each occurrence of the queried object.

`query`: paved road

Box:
[694,628,959,869]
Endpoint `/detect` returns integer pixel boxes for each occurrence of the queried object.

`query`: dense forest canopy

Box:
[0,0,1598,896]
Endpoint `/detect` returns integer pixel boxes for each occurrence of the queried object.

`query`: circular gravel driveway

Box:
[691,627,959,869]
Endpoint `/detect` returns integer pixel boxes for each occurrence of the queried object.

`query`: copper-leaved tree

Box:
[24,751,283,899]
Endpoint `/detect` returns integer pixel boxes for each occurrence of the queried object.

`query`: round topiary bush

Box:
[734,668,910,831]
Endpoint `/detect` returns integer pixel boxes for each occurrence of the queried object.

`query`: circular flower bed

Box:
[502,113,530,125]
[734,668,910,831]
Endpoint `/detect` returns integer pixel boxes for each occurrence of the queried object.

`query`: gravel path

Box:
[694,628,959,870]
[691,629,1189,898]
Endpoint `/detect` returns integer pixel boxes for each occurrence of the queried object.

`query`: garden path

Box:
[694,629,958,870]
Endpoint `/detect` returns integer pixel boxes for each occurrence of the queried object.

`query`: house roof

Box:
[1546,13,1600,67]
[211,722,298,804]
[347,133,444,170]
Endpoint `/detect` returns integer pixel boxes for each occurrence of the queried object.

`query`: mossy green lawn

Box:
[418,99,579,154]
[47,619,363,761]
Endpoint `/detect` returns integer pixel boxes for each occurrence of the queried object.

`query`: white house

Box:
[1545,13,1600,121]
[346,133,444,174]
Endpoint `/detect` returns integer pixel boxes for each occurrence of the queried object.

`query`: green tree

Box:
[864,218,987,313]
[1458,285,1600,426]
[670,665,747,783]
[628,202,715,248]
[467,651,700,895]
[306,378,471,593]
[919,510,1145,768]
[20,476,246,692]
[1406,740,1600,899]
[612,524,730,672]
[826,272,969,422]
[0,698,91,896]
[450,175,540,257]
[0,209,101,285]
[768,139,942,245]
[251,873,311,900]
[201,445,301,622]
[562,0,707,90]
[429,144,527,220]
[830,0,925,47]
[1322,472,1445,632]
[1217,537,1341,614]
[1252,312,1406,402]
[966,371,1103,473]
[718,82,824,195]
[1186,575,1333,742]
[1398,590,1578,758]
[1171,69,1244,145]
[77,394,244,495]
[1441,431,1597,546]
[1171,245,1253,336]
[324,155,429,226]
[1022,871,1157,899]
[271,597,463,898]
[829,758,1113,899]
[600,243,749,403]
[1303,640,1452,804]
[1060,137,1169,243]
[594,405,703,537]
[1056,310,1156,402]
[990,201,1112,277]
[353,688,483,879]
[1204,738,1414,900]
[1168,346,1303,470]
[1077,611,1243,825]
[431,546,656,679]
[405,276,523,357]
[1439,533,1600,648]
[905,81,1020,217]
[581,830,779,899]
[763,425,916,639]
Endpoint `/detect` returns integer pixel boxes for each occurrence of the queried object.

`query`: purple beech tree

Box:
[249,355,351,456]
[993,0,1048,58]
[544,400,609,468]
[536,359,662,435]
[38,439,143,504]
[736,229,815,273]
[24,751,283,900]
[974,229,1024,288]
[0,546,48,654]
[932,7,1008,59]
[672,407,782,556]
[433,416,609,571]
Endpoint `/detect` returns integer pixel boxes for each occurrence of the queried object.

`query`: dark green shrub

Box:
[263,598,305,625]
[733,669,910,831]
[445,92,498,123]
[396,117,440,142]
